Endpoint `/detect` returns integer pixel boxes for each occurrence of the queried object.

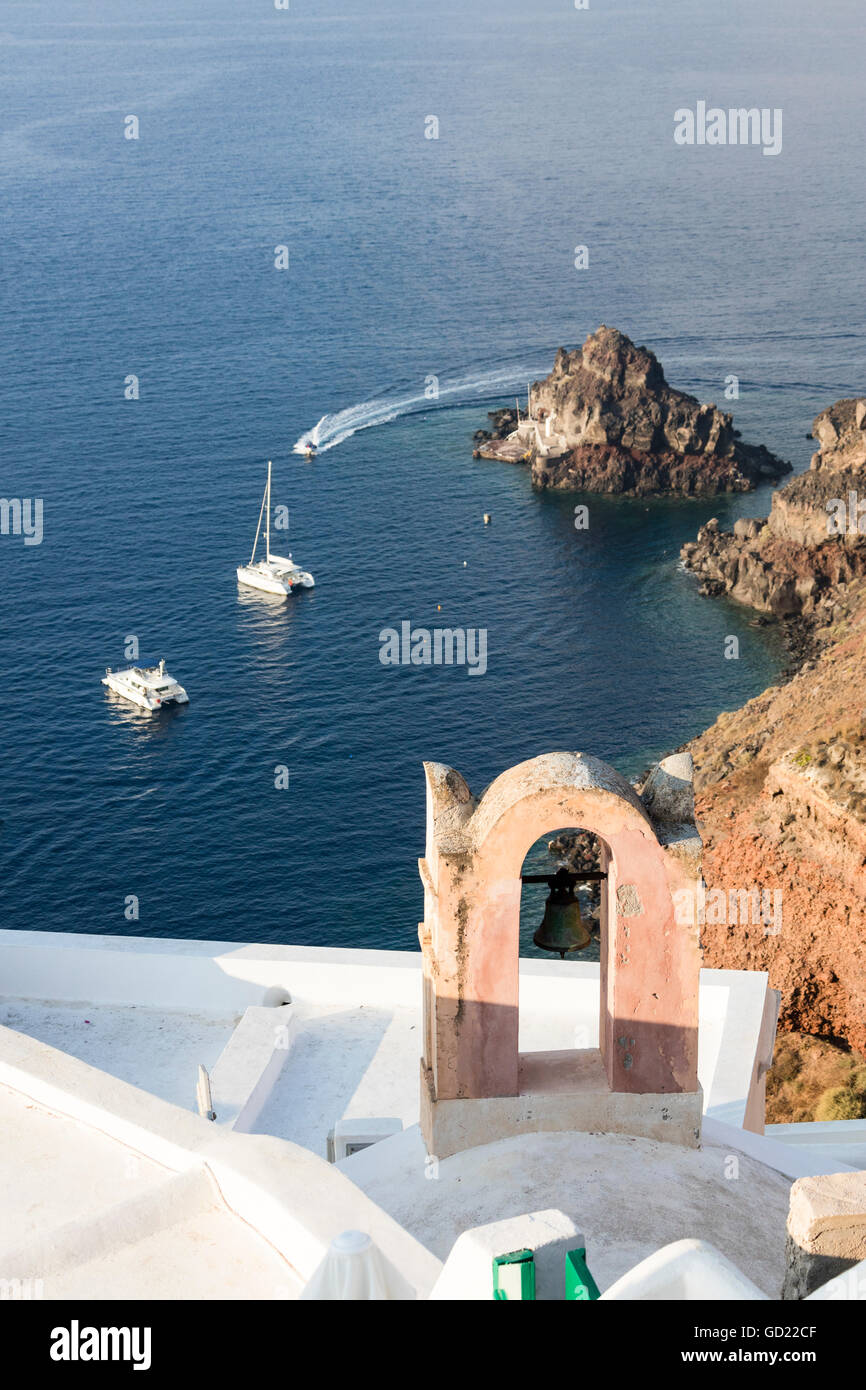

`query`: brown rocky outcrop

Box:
[810,398,866,473]
[473,407,519,446]
[533,442,762,497]
[548,828,601,878]
[527,326,789,495]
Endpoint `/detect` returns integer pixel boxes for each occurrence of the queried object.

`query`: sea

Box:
[2,0,864,954]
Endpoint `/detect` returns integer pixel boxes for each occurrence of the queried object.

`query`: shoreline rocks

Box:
[681,404,866,661]
[547,829,602,929]
[473,407,519,447]
[533,441,766,496]
[547,829,601,882]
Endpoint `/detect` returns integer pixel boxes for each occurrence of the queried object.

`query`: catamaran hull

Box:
[101,677,189,713]
[236,564,314,595]
[236,565,291,596]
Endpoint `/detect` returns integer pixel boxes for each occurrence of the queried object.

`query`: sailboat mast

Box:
[250,469,268,565]
[266,460,272,562]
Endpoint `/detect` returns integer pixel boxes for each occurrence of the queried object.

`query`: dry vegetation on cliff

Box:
[767,1031,866,1123]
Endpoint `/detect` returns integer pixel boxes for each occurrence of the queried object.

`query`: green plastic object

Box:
[492,1248,536,1300]
[565,1247,601,1301]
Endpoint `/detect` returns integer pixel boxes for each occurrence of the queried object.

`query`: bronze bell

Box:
[533,868,592,958]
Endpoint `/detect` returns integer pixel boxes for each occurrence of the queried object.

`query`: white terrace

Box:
[0,927,861,1300]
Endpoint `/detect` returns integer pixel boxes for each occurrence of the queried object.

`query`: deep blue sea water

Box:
[1,0,864,952]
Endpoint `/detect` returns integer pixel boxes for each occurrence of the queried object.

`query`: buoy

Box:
[437,604,441,611]
[483,513,491,524]
[463,561,467,567]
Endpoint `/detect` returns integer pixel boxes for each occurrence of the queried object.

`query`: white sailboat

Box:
[236,461,315,597]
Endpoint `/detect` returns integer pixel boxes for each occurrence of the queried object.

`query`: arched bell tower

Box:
[418,751,704,1158]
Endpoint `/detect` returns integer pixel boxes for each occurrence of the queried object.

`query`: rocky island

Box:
[475,326,791,496]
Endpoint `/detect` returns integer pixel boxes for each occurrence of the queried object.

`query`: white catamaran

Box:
[236,461,315,598]
[102,659,189,713]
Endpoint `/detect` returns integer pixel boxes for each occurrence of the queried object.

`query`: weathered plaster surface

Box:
[343,1124,791,1298]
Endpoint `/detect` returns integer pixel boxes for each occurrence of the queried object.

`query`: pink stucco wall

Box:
[419,753,702,1104]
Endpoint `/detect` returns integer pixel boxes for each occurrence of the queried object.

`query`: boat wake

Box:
[292,361,551,456]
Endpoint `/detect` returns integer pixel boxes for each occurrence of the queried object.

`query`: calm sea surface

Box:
[1,0,864,952]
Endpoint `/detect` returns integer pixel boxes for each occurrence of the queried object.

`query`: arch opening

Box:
[519,826,605,961]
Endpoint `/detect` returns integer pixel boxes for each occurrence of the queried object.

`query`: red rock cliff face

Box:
[689,606,866,1053]
[529,326,790,496]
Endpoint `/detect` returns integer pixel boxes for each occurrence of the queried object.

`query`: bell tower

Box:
[418,751,704,1159]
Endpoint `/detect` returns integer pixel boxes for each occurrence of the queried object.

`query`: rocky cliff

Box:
[682,398,866,1056]
[688,598,866,1054]
[527,326,790,496]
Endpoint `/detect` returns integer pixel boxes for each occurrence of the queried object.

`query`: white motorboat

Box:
[102,659,189,713]
[236,460,315,597]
